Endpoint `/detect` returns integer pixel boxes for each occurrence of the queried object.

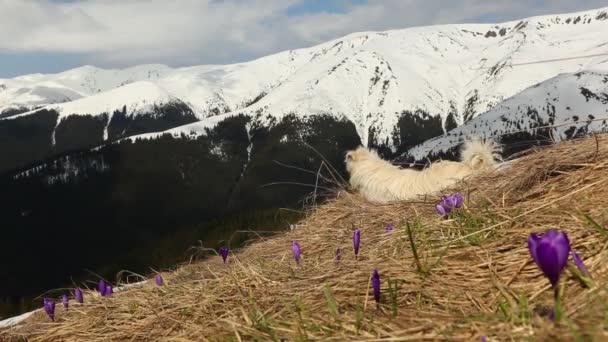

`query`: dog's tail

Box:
[460,138,502,171]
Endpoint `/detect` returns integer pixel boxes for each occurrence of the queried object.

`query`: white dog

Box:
[345,139,501,203]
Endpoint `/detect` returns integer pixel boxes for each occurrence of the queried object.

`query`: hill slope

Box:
[2,135,608,341]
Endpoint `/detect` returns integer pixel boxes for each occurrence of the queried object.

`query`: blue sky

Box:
[286,0,367,15]
[1,0,606,78]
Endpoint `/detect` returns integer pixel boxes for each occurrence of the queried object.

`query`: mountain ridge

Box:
[2,6,607,150]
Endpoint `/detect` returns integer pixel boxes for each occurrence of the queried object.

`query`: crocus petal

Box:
[536,237,569,286]
[372,268,380,304]
[74,288,83,304]
[452,193,465,208]
[335,248,341,261]
[435,204,448,218]
[572,251,590,278]
[98,279,106,295]
[536,242,561,286]
[353,229,361,257]
[385,224,394,231]
[544,229,561,240]
[292,241,301,263]
[105,285,113,296]
[527,233,540,265]
[551,230,571,267]
[62,294,69,310]
[441,196,456,209]
[155,274,164,287]
[448,197,458,208]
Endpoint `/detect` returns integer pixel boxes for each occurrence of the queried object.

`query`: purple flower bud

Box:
[572,251,591,278]
[219,246,229,263]
[372,268,380,304]
[528,230,571,287]
[335,248,341,261]
[480,336,487,342]
[105,285,113,296]
[74,288,84,304]
[43,298,55,321]
[353,229,361,258]
[155,274,164,287]
[292,241,301,263]
[98,279,106,296]
[61,294,69,310]
[385,224,394,231]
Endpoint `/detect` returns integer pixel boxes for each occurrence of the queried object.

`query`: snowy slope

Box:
[10,81,183,120]
[0,64,171,114]
[6,81,191,143]
[405,69,608,160]
[1,7,608,146]
[12,81,180,119]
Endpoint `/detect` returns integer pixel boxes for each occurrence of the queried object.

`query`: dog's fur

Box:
[345,139,501,203]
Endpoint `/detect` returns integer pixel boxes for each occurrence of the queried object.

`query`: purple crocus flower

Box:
[385,224,394,231]
[480,336,487,342]
[43,298,55,321]
[572,251,591,278]
[74,288,83,304]
[61,294,69,310]
[155,274,164,287]
[372,268,380,304]
[528,230,571,287]
[436,193,465,218]
[98,279,106,296]
[353,229,361,259]
[335,248,341,261]
[219,246,229,263]
[292,241,301,263]
[105,285,113,296]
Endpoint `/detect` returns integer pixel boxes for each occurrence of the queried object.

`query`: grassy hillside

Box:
[3,135,608,341]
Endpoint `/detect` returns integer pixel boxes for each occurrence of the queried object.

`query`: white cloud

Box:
[0,0,606,67]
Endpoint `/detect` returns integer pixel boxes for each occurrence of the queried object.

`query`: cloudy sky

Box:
[0,0,606,77]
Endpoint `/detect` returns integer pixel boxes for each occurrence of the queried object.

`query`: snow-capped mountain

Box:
[1,7,607,150]
[0,64,171,115]
[405,69,608,160]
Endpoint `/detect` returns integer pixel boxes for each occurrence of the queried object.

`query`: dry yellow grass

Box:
[3,134,608,341]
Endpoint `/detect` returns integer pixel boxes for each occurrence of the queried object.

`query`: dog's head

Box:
[345,146,371,172]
